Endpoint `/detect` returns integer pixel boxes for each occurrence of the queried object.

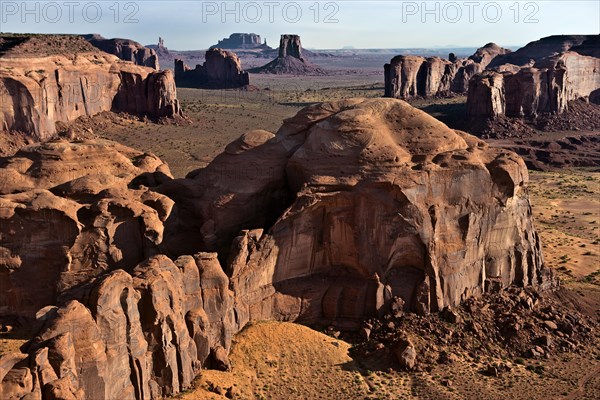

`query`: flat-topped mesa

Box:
[0,35,181,141]
[83,34,160,69]
[211,33,269,50]
[384,43,511,99]
[174,48,249,89]
[279,34,302,58]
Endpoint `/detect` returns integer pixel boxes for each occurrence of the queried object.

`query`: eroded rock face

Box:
[384,43,511,98]
[487,34,598,69]
[0,253,235,400]
[163,98,546,326]
[0,98,549,400]
[278,34,302,58]
[174,49,249,89]
[0,51,180,141]
[467,51,600,119]
[0,140,174,318]
[84,34,160,69]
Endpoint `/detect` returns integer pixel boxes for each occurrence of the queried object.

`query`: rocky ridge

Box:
[384,43,511,99]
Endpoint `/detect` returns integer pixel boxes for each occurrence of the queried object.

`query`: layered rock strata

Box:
[0,49,180,140]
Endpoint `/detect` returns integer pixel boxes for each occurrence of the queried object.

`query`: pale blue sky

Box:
[1,1,598,49]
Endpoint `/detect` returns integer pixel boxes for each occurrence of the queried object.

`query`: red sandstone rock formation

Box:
[250,34,323,75]
[467,51,600,119]
[0,140,173,318]
[174,48,249,89]
[161,98,546,320]
[0,35,181,141]
[0,99,550,400]
[84,34,160,70]
[384,43,511,99]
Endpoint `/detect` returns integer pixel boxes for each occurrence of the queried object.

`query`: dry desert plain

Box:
[1,63,599,400]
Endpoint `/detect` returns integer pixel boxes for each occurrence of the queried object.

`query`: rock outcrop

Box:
[0,253,236,400]
[0,98,549,400]
[174,49,249,89]
[384,43,511,99]
[250,34,323,75]
[161,98,546,322]
[487,34,598,69]
[211,33,270,50]
[467,50,600,119]
[0,35,181,141]
[0,140,173,318]
[84,34,159,69]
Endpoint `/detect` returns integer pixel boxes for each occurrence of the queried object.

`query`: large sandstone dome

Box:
[162,98,546,323]
[0,98,549,399]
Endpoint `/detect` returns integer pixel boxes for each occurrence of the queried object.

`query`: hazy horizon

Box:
[1,1,598,51]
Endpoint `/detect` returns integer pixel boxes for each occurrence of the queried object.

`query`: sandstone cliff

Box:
[0,99,550,400]
[84,34,159,69]
[0,35,181,141]
[174,48,249,89]
[384,43,511,99]
[467,51,600,119]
